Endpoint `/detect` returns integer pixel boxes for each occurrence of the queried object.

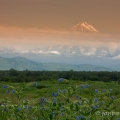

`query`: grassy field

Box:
[0,80,120,120]
[0,80,120,99]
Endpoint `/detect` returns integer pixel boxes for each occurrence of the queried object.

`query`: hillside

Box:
[0,57,114,71]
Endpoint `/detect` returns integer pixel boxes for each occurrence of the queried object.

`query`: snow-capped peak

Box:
[71,22,99,32]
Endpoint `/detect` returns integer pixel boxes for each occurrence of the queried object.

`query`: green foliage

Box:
[0,81,120,120]
[0,70,120,83]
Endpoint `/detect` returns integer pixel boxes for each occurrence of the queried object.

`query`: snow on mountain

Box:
[30,45,80,55]
[71,22,99,32]
[0,46,17,53]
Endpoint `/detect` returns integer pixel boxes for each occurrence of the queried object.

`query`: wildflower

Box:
[81,84,85,88]
[101,101,105,104]
[94,98,99,102]
[76,95,79,99]
[94,89,98,93]
[109,89,113,92]
[52,97,56,101]
[86,84,90,88]
[58,89,61,93]
[91,105,96,109]
[58,78,62,82]
[96,105,99,108]
[86,100,89,103]
[12,89,16,93]
[111,96,114,100]
[24,106,28,109]
[6,90,9,94]
[63,89,67,93]
[17,107,21,111]
[40,107,44,110]
[77,102,82,106]
[102,89,106,92]
[34,82,38,86]
[52,97,57,105]
[60,106,64,111]
[76,115,81,120]
[28,106,33,110]
[41,97,46,103]
[61,112,64,116]
[3,85,7,89]
[52,92,58,97]
[81,115,84,118]
[53,101,57,105]
[3,108,7,112]
[52,111,57,115]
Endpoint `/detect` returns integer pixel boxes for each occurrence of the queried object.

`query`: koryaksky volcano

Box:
[71,22,99,32]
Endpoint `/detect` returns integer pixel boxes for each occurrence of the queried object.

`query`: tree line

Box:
[0,69,120,83]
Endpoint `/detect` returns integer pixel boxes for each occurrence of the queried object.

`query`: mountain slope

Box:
[71,22,99,32]
[0,57,45,70]
[0,57,113,71]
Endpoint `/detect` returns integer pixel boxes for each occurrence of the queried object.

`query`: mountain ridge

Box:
[0,56,114,71]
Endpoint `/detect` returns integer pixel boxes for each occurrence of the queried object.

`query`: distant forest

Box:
[0,69,120,83]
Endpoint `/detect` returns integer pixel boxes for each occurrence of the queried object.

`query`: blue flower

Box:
[3,85,7,89]
[52,92,58,97]
[6,90,9,94]
[28,106,33,110]
[111,96,114,100]
[12,90,15,93]
[34,82,38,86]
[109,89,113,92]
[52,111,57,115]
[3,108,7,112]
[76,115,84,120]
[63,89,67,93]
[102,89,106,92]
[60,106,64,111]
[53,101,57,105]
[40,107,44,110]
[76,95,79,99]
[101,101,105,104]
[52,97,56,101]
[81,115,84,118]
[96,105,99,108]
[86,84,90,88]
[58,78,62,82]
[94,98,99,102]
[17,107,21,111]
[24,106,28,109]
[81,84,84,88]
[94,89,98,93]
[77,102,82,106]
[52,97,57,105]
[58,89,61,93]
[41,97,46,103]
[76,115,81,120]
[61,112,64,116]
[92,106,96,109]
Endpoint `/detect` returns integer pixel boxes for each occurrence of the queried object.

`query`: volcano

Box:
[71,22,99,32]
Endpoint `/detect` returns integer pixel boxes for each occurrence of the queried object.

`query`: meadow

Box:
[0,79,120,120]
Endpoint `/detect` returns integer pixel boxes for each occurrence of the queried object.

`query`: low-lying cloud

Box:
[0,26,120,60]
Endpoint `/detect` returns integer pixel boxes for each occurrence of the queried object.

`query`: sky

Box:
[0,0,120,34]
[0,0,120,70]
